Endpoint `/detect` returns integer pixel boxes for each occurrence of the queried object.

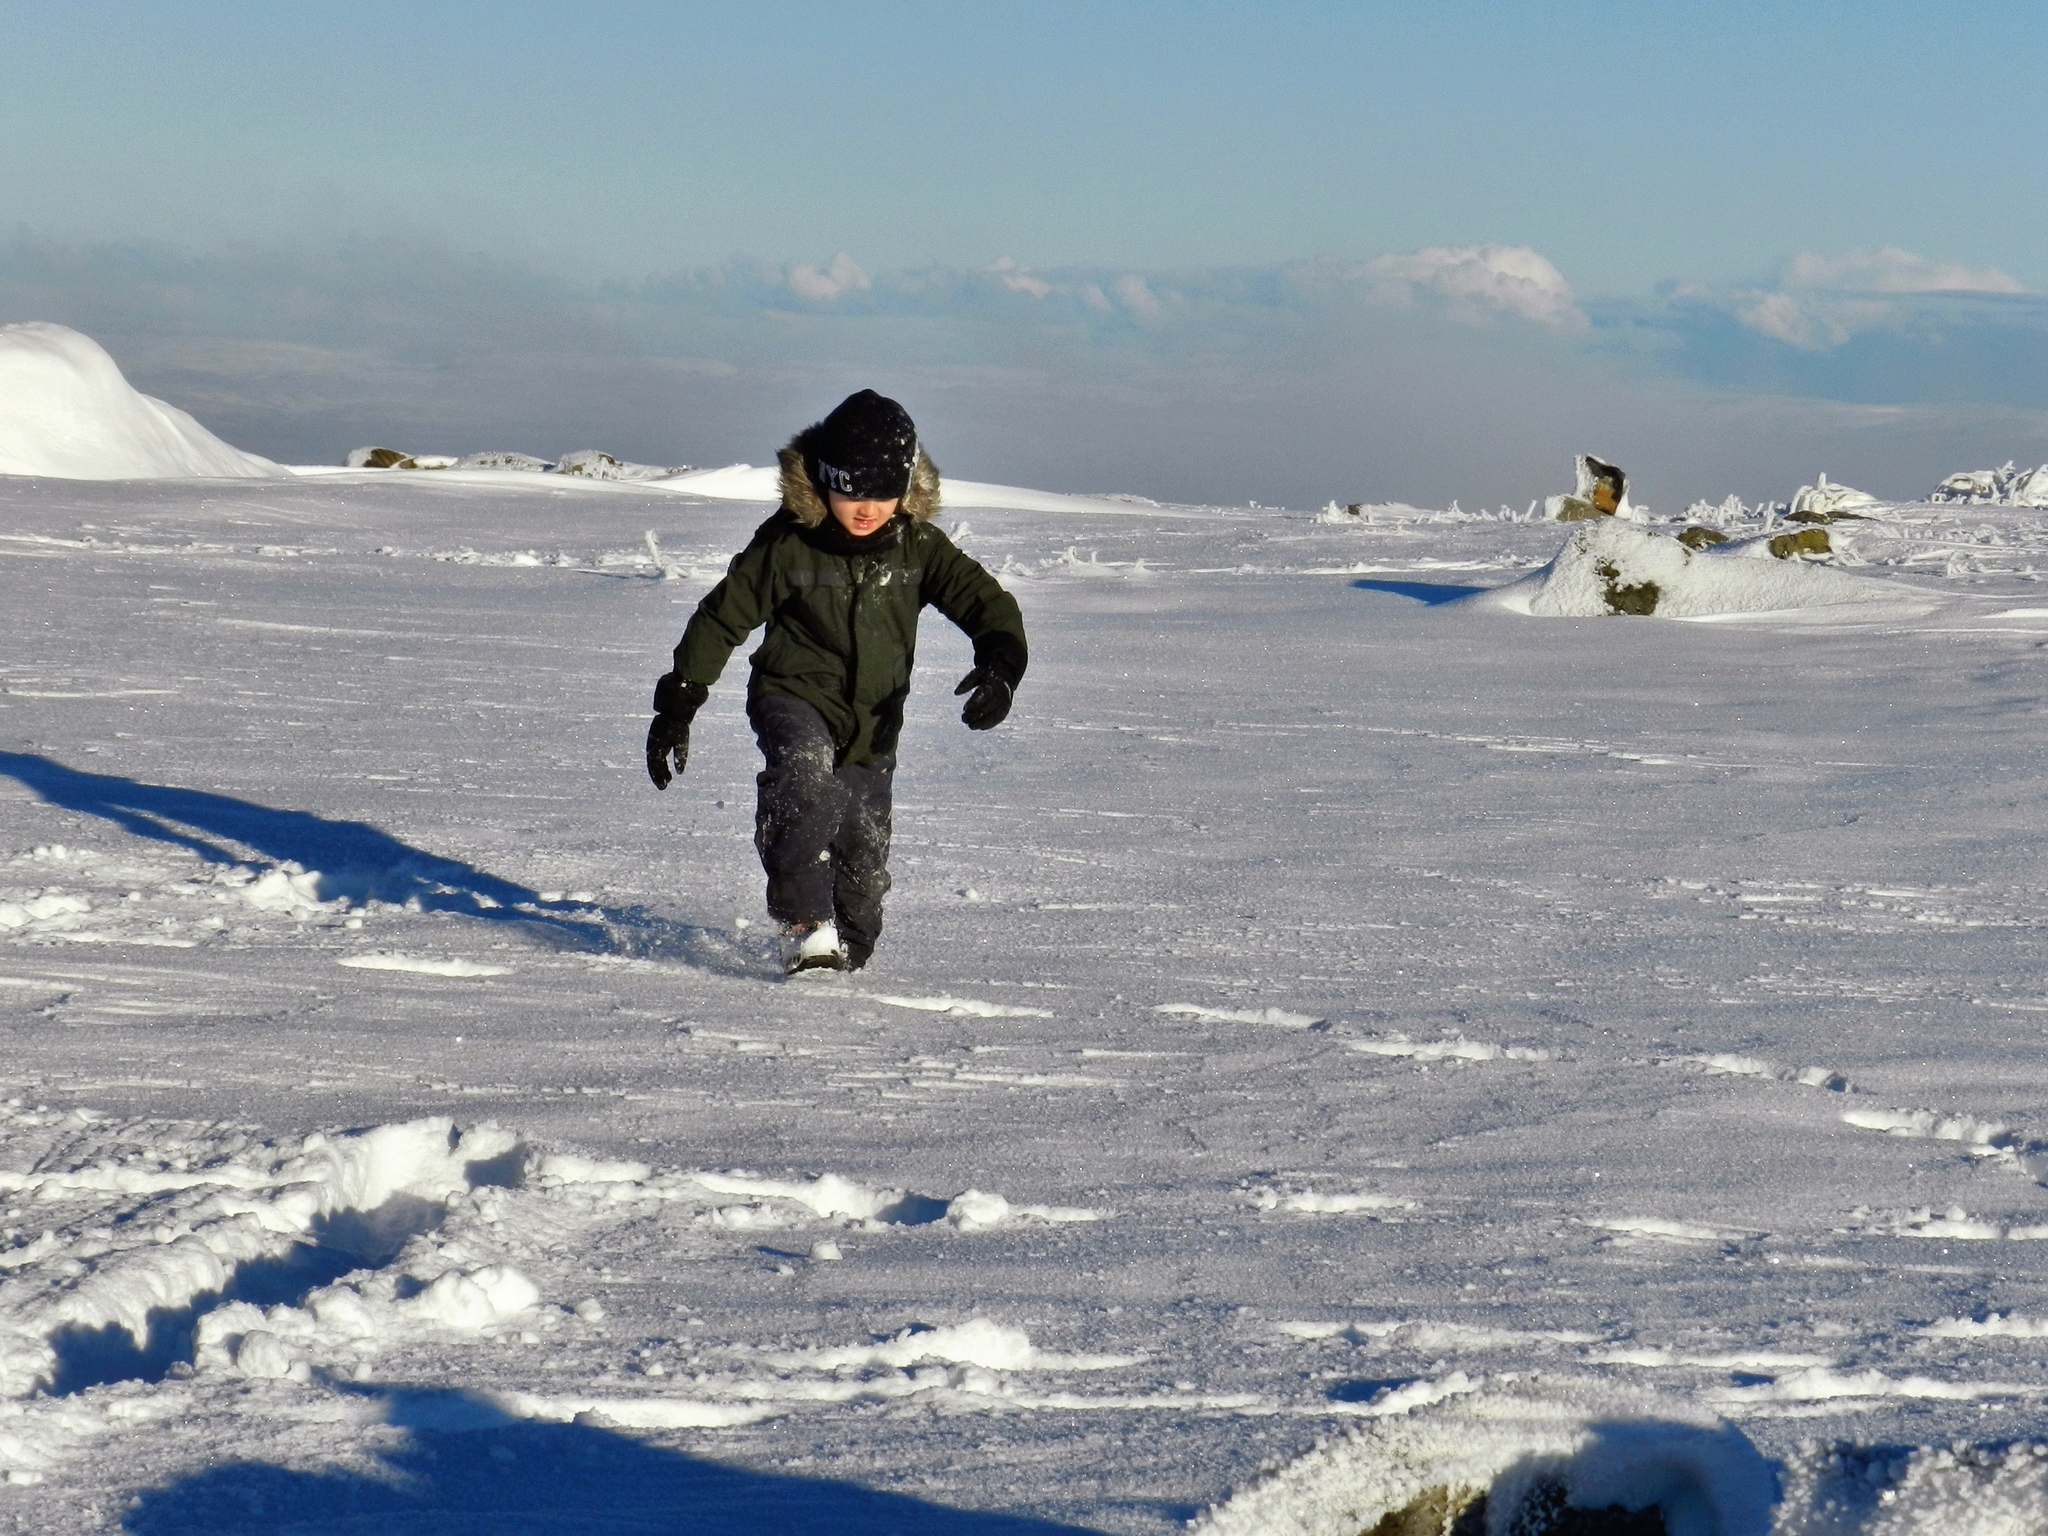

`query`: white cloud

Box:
[1735,291,1896,350]
[1112,273,1164,322]
[986,257,1052,298]
[1718,247,2027,349]
[1781,247,2026,295]
[787,251,871,303]
[1357,244,1583,329]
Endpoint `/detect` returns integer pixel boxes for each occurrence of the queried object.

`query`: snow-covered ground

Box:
[7,457,2048,1532]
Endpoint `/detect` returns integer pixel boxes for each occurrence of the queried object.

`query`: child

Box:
[646,390,1027,974]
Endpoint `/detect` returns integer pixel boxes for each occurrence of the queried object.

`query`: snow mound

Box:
[0,323,281,480]
[1194,1379,1775,1536]
[1499,520,1891,619]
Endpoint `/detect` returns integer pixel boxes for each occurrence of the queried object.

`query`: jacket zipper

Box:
[845,555,870,708]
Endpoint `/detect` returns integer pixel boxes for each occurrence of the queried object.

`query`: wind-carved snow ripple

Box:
[669,1313,1281,1419]
[1671,1048,2048,1252]
[1348,1033,1552,1063]
[525,1158,1102,1234]
[1827,1082,2048,1196]
[1673,1047,2048,1172]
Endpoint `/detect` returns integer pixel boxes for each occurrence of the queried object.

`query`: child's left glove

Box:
[955,634,1026,731]
[646,674,710,790]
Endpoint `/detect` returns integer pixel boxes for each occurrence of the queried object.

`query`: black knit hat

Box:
[810,390,917,500]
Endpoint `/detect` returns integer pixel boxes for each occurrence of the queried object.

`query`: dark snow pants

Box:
[748,692,894,966]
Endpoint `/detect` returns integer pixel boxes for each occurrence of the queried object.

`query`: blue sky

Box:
[3,1,2044,505]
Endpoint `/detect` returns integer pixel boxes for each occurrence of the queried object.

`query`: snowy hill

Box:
[0,322,281,480]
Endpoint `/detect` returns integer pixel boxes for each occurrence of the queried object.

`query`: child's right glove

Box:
[645,673,710,790]
[955,635,1026,731]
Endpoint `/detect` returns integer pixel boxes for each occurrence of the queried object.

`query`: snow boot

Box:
[782,920,846,975]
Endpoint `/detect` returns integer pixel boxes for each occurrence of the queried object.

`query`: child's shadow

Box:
[0,752,751,974]
[122,1388,1101,1534]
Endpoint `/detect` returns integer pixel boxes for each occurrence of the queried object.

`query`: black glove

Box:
[955,668,1012,730]
[645,674,709,790]
[955,633,1026,732]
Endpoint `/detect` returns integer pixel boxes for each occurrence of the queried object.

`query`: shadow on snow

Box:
[1350,577,1491,605]
[122,1387,1102,1535]
[0,752,742,971]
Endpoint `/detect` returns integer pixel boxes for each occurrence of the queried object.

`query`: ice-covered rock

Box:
[345,447,458,470]
[1512,520,1884,618]
[555,449,693,481]
[1545,454,1634,522]
[453,450,555,472]
[1194,1379,1776,1536]
[347,447,414,469]
[1788,472,1877,519]
[1932,461,2048,507]
[0,323,281,480]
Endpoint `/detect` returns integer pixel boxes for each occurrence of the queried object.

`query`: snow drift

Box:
[0,323,281,480]
[1496,520,1897,619]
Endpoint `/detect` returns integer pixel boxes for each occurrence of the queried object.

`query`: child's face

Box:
[827,493,900,538]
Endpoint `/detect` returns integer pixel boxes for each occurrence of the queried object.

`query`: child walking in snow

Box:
[646,390,1028,974]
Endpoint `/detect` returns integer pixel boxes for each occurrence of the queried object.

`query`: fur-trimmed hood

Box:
[777,427,941,528]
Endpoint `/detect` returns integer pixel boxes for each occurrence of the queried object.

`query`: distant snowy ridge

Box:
[291,455,1206,516]
[646,463,1212,517]
[0,323,281,480]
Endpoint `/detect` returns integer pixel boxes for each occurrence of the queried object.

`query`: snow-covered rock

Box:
[1932,461,2048,507]
[345,447,457,470]
[1195,1380,1777,1536]
[1788,471,1878,518]
[453,450,555,472]
[1545,453,1636,522]
[1511,519,1885,618]
[555,449,693,481]
[0,323,281,480]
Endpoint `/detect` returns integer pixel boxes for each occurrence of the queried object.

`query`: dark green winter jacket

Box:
[674,447,1026,767]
